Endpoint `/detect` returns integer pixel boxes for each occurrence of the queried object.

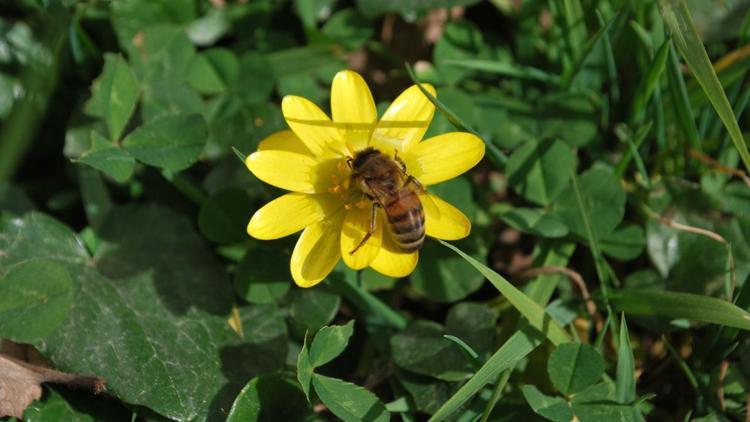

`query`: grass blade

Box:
[610,289,750,330]
[615,314,636,403]
[660,0,750,172]
[429,325,544,421]
[438,240,571,345]
[631,38,670,122]
[666,43,701,150]
[404,62,508,166]
[441,59,560,84]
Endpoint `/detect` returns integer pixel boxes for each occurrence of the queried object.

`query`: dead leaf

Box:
[0,353,105,418]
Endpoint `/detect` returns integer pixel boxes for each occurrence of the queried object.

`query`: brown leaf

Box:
[0,353,105,418]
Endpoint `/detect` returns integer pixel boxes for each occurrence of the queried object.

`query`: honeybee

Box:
[348,147,428,254]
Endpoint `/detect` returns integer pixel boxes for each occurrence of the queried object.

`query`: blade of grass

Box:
[660,0,750,172]
[441,59,560,84]
[429,324,545,422]
[597,10,620,102]
[404,62,508,167]
[610,289,750,330]
[562,8,626,88]
[615,121,654,183]
[570,170,609,293]
[666,43,701,150]
[615,314,636,404]
[631,39,670,122]
[438,240,571,345]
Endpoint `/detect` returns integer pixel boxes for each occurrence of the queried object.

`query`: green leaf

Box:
[0,183,35,216]
[610,289,750,330]
[227,374,313,422]
[312,374,389,422]
[186,48,239,95]
[84,53,139,141]
[429,325,545,421]
[297,332,314,400]
[556,165,626,240]
[391,321,471,381]
[122,114,207,171]
[599,224,646,261]
[660,0,750,172]
[506,138,575,206]
[521,384,574,422]
[237,52,275,105]
[397,371,457,415]
[322,8,374,51]
[23,388,95,422]
[289,287,341,331]
[357,0,481,17]
[267,44,343,78]
[438,240,571,345]
[548,343,605,395]
[615,314,636,403]
[0,259,73,342]
[433,21,486,85]
[198,188,253,244]
[309,320,355,368]
[570,382,641,421]
[0,209,287,420]
[77,132,135,183]
[496,206,569,238]
[234,245,291,305]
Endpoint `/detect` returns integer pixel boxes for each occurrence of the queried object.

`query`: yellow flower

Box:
[245,70,484,287]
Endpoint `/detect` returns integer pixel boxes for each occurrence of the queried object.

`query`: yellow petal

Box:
[371,84,436,156]
[340,206,382,270]
[247,193,339,240]
[245,150,341,193]
[282,96,348,157]
[423,193,471,240]
[257,130,313,156]
[402,132,484,186]
[290,214,344,288]
[369,214,419,277]
[331,70,376,152]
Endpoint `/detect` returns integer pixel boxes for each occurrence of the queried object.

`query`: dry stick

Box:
[718,359,729,411]
[689,149,750,188]
[520,266,601,328]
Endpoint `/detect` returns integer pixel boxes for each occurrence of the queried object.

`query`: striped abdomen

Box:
[383,188,425,252]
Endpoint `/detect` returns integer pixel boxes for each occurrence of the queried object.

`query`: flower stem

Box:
[327,271,407,330]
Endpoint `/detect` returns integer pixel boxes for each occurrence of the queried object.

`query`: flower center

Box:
[327,160,369,210]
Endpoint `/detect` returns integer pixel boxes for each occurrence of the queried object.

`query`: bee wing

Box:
[418,191,441,220]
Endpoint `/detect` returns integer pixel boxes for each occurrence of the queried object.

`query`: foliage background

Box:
[1,0,750,420]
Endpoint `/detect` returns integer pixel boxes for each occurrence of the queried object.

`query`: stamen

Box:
[329,185,341,194]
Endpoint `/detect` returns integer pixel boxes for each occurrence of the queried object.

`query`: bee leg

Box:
[405,175,426,193]
[350,202,378,255]
[394,150,407,174]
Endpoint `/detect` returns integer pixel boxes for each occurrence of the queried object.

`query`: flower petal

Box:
[257,130,313,156]
[331,70,377,152]
[245,150,341,193]
[369,213,419,278]
[402,132,485,186]
[291,214,344,288]
[282,95,348,157]
[340,206,382,270]
[247,193,339,240]
[423,193,471,240]
[371,83,436,156]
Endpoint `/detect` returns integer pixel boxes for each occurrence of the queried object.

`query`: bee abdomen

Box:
[385,190,425,252]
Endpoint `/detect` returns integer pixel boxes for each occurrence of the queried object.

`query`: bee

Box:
[348,147,427,254]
